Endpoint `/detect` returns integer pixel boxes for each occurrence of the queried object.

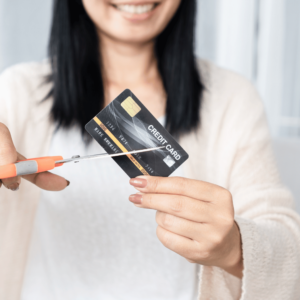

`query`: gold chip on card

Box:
[121,96,141,117]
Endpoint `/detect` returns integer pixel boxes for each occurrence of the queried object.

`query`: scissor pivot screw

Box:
[72,155,80,163]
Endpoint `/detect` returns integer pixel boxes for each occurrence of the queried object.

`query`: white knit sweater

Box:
[0,60,300,300]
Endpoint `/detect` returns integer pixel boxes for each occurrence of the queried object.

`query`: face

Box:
[82,0,181,44]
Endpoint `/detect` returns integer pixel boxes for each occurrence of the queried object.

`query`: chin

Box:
[113,30,158,44]
[98,20,161,44]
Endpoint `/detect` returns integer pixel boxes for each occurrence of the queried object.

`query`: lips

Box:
[113,3,158,15]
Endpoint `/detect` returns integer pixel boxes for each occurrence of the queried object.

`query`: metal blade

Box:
[55,146,165,165]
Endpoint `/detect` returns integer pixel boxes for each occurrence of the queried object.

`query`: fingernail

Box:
[129,178,147,188]
[66,180,70,187]
[8,183,19,191]
[129,194,143,204]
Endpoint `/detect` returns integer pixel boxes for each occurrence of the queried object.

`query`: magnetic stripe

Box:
[15,160,38,176]
[93,117,149,175]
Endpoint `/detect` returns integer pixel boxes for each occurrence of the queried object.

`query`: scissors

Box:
[0,146,164,179]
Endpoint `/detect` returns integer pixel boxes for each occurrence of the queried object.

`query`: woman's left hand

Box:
[129,176,243,278]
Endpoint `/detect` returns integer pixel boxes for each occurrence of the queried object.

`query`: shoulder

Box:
[197,59,264,114]
[0,60,51,94]
[181,60,271,181]
[194,59,270,147]
[0,60,52,107]
[197,59,255,95]
[196,59,266,135]
[0,61,53,130]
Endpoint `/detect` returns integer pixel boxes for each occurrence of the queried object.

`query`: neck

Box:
[99,34,159,86]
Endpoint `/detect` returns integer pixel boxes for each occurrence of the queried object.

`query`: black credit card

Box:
[85,89,189,178]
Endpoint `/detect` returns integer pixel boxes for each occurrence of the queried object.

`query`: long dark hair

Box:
[48,0,203,138]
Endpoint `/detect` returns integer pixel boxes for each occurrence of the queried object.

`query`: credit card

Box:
[85,89,189,178]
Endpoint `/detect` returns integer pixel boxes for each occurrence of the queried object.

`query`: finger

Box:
[156,225,200,262]
[156,211,207,240]
[130,193,212,223]
[156,210,235,249]
[1,176,21,191]
[16,152,69,191]
[23,172,70,191]
[130,176,231,203]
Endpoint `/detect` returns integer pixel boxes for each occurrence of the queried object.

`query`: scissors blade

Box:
[55,146,165,165]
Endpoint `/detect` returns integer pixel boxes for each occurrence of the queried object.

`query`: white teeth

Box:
[116,4,155,14]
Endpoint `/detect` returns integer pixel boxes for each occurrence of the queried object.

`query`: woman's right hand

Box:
[0,122,69,191]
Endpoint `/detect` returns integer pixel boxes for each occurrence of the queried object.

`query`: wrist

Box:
[222,221,244,278]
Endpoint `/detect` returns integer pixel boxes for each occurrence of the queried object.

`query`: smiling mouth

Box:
[113,3,159,15]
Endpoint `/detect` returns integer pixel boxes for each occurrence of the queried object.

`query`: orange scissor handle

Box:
[0,156,63,179]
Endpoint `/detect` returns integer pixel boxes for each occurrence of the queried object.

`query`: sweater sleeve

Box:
[198,69,300,300]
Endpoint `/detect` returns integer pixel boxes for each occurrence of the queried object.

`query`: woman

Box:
[0,0,299,299]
